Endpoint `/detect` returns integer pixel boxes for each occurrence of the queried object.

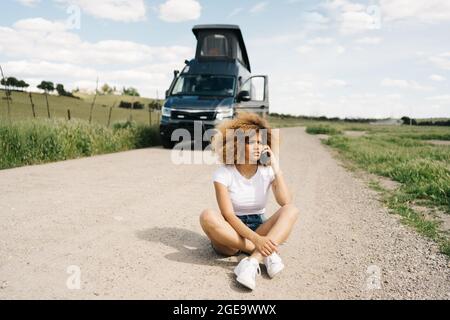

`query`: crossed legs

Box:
[199,204,299,259]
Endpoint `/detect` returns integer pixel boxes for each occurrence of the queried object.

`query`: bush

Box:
[0,119,160,170]
[306,125,342,135]
[118,101,144,110]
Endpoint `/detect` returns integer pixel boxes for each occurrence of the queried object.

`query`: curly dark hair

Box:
[211,112,275,166]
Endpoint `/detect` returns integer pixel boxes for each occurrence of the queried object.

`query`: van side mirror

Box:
[237,90,251,102]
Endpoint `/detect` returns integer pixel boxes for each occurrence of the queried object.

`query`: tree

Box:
[101,83,113,95]
[6,77,19,90]
[149,100,162,110]
[17,80,29,91]
[56,84,66,96]
[37,81,55,93]
[122,87,140,97]
[401,116,417,126]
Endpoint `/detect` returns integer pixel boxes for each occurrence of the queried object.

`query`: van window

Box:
[236,44,244,64]
[172,75,235,97]
[200,35,230,57]
[241,77,265,101]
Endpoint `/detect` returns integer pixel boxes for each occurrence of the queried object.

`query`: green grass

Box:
[0,89,162,126]
[0,118,160,170]
[306,125,342,135]
[309,123,450,256]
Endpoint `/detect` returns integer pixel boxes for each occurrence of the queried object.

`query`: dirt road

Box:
[0,127,448,299]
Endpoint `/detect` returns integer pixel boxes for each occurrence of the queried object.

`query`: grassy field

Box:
[0,118,160,170]
[0,89,162,126]
[305,122,450,256]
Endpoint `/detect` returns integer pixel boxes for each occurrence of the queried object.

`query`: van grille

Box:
[172,110,216,121]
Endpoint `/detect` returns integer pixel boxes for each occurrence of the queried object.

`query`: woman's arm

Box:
[263,146,293,206]
[271,172,293,206]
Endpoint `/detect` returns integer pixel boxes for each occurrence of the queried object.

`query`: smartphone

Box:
[260,149,271,165]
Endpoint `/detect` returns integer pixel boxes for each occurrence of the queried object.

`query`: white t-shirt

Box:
[213,165,275,216]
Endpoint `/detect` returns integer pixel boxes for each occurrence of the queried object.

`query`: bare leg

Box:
[250,204,299,262]
[200,209,256,256]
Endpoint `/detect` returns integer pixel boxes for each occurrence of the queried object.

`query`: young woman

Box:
[200,112,299,290]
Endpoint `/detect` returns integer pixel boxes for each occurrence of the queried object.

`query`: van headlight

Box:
[216,107,234,120]
[162,106,172,118]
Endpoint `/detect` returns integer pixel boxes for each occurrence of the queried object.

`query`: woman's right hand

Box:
[253,235,278,257]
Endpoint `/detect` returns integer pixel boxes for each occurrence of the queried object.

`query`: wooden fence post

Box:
[67,109,71,121]
[45,92,51,119]
[107,106,113,128]
[89,77,99,124]
[149,107,152,126]
[29,92,36,118]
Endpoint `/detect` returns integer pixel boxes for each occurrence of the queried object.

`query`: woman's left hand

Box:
[262,145,281,174]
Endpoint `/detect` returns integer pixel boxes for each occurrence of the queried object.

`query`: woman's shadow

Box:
[135,227,255,292]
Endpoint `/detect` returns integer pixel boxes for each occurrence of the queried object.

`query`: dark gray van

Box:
[159,24,270,149]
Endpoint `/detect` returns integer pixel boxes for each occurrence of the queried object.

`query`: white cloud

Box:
[250,2,269,14]
[427,95,450,101]
[272,74,413,118]
[250,33,305,46]
[0,19,193,66]
[16,0,40,6]
[13,17,68,32]
[3,60,97,79]
[158,0,202,22]
[336,45,346,54]
[429,74,446,81]
[380,0,450,23]
[228,7,244,18]
[0,18,193,97]
[321,0,380,35]
[325,79,348,87]
[429,52,450,70]
[296,45,314,55]
[338,10,375,35]
[381,78,434,91]
[55,0,147,22]
[295,42,345,55]
[299,11,330,31]
[355,37,382,44]
[308,37,334,45]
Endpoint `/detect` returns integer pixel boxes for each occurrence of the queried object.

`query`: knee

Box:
[199,209,220,231]
[281,204,300,222]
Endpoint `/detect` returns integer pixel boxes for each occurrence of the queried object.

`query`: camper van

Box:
[159,24,270,149]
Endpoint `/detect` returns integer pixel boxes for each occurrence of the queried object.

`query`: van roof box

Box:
[192,24,251,72]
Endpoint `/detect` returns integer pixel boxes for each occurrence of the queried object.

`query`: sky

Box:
[0,0,449,119]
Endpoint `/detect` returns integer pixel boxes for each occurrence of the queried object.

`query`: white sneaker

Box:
[234,257,261,290]
[263,253,285,278]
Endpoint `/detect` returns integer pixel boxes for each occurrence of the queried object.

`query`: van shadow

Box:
[135,227,254,293]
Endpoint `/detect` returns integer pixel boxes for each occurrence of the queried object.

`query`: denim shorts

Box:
[237,214,266,231]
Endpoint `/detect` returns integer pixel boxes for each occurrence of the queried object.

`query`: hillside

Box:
[0,89,162,126]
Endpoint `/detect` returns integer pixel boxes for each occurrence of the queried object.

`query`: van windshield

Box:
[171,75,235,97]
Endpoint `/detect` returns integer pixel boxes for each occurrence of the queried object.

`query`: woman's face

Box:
[246,131,264,164]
